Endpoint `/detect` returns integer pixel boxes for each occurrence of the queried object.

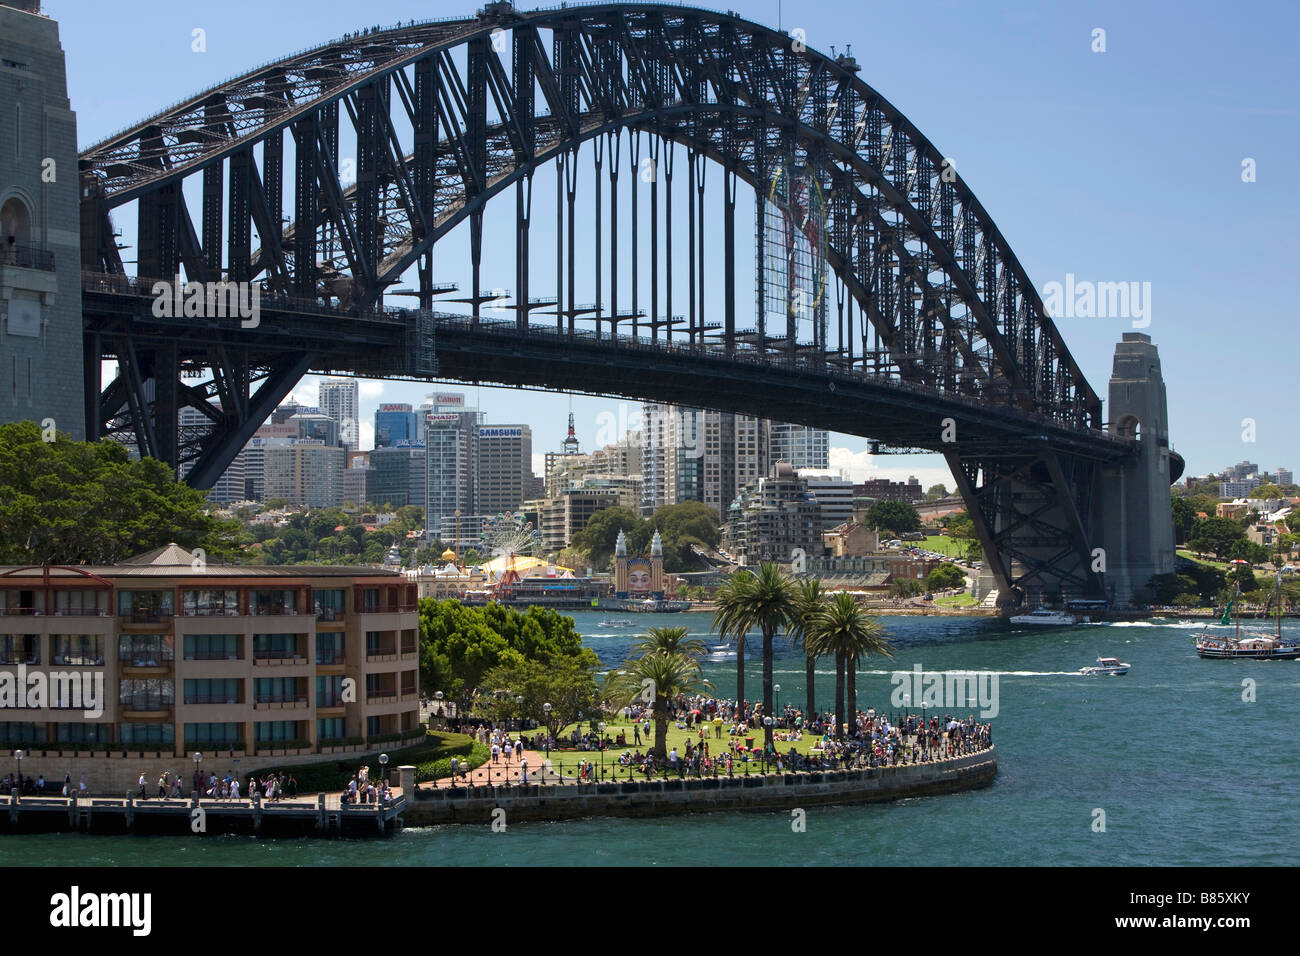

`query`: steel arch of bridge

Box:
[78,2,1140,606]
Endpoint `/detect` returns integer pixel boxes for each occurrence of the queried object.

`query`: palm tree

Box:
[712,562,795,754]
[787,578,828,721]
[632,626,706,662]
[606,652,713,761]
[808,592,893,739]
[712,571,754,715]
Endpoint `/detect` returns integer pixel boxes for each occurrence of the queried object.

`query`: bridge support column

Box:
[1091,333,1176,606]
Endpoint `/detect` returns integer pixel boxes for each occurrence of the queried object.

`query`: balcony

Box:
[120,610,173,625]
[0,244,54,271]
[253,696,308,710]
[184,651,240,662]
[315,608,345,623]
[253,651,306,666]
[184,695,242,706]
[0,607,43,616]
[315,650,346,665]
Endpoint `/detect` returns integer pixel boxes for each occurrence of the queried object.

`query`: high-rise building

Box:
[289,410,340,448]
[374,403,420,448]
[424,406,481,539]
[475,424,532,515]
[240,424,297,501]
[341,452,371,508]
[770,423,829,470]
[264,441,346,508]
[0,1,84,438]
[854,476,923,503]
[318,379,360,451]
[368,443,422,508]
[1276,468,1293,488]
[640,404,767,519]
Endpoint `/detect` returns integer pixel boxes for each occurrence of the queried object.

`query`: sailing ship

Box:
[1195,573,1300,660]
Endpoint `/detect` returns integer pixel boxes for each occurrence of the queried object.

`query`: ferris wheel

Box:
[479,511,543,558]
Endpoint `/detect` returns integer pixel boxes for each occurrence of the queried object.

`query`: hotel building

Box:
[0,544,420,767]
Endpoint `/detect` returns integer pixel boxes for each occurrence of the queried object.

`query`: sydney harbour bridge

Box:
[72,2,1179,607]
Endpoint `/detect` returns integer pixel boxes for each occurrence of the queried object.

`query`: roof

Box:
[0,543,404,580]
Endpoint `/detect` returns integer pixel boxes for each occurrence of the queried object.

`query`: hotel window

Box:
[53,635,104,666]
[118,722,174,746]
[252,634,300,660]
[118,634,174,666]
[315,632,343,664]
[53,590,107,615]
[317,717,345,741]
[0,634,39,665]
[117,590,174,621]
[249,589,297,615]
[365,631,381,655]
[182,589,239,616]
[254,676,300,704]
[316,675,345,707]
[360,588,381,612]
[184,722,239,746]
[184,678,240,705]
[254,720,299,742]
[366,715,382,736]
[55,723,109,744]
[0,721,45,743]
[314,589,345,621]
[119,679,174,711]
[183,634,239,661]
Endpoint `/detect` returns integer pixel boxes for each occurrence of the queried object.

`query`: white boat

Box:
[1081,656,1130,676]
[598,618,635,628]
[1009,607,1085,626]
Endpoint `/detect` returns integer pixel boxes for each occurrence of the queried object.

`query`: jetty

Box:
[0,790,405,837]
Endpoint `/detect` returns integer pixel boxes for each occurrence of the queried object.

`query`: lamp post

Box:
[192,751,202,800]
[13,749,23,795]
[763,716,773,771]
[598,722,606,780]
[379,752,389,786]
[774,683,782,724]
[542,702,552,759]
[516,695,524,732]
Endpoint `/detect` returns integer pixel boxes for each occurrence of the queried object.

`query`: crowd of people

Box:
[341,764,394,805]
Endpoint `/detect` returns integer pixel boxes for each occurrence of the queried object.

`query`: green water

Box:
[3,613,1296,866]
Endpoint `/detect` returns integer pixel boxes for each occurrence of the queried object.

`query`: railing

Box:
[254,695,308,705]
[0,607,42,616]
[184,695,241,705]
[120,609,173,623]
[51,656,106,667]
[184,650,240,662]
[0,655,39,665]
[315,608,345,622]
[118,698,174,712]
[315,650,346,665]
[181,607,241,617]
[0,244,54,271]
[249,606,298,616]
[120,653,174,667]
[253,649,303,661]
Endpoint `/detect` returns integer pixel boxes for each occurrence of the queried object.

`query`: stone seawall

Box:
[402,747,996,826]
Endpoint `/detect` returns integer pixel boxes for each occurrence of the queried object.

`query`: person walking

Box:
[138,772,147,799]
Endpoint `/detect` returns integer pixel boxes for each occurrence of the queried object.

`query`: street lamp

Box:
[763,716,773,771]
[598,722,607,780]
[13,749,23,795]
[192,752,202,797]
[378,752,389,786]
[516,695,524,731]
[774,683,781,722]
[542,703,552,758]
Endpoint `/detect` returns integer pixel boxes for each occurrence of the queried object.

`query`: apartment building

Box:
[0,544,420,764]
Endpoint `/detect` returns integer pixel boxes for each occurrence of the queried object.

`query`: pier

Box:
[0,791,405,837]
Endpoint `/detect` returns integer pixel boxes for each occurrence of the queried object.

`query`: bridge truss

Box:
[77,2,1148,605]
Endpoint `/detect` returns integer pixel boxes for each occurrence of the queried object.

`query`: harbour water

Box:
[3,612,1296,866]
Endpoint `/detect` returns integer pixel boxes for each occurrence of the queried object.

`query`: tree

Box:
[925,562,966,591]
[606,652,712,761]
[570,506,643,569]
[889,578,925,598]
[0,421,241,564]
[709,562,793,753]
[924,484,949,500]
[864,500,922,537]
[807,592,893,739]
[479,656,601,738]
[1252,482,1283,500]
[1171,497,1197,545]
[711,572,754,711]
[1187,517,1247,560]
[632,626,706,661]
[786,578,828,720]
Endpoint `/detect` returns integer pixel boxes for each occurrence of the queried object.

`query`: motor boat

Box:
[1081,656,1130,676]
[1009,607,1083,625]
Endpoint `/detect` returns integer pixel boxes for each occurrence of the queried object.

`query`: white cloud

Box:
[360,422,375,452]
[358,380,386,400]
[531,453,546,478]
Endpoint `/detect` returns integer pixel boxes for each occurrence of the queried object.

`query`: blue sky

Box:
[51,0,1300,485]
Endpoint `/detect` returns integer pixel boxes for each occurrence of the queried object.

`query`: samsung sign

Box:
[478,427,524,439]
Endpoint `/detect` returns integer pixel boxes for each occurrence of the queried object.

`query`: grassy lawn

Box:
[248,731,485,791]
[539,716,844,774]
[934,593,978,608]
[1177,549,1231,570]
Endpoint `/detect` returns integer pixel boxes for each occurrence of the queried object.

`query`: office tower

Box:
[374,403,420,448]
[318,379,360,451]
[475,424,532,515]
